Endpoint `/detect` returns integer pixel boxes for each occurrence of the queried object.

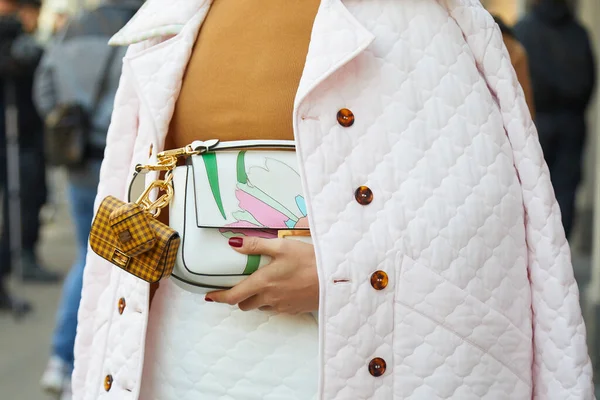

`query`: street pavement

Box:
[0,171,75,400]
[0,186,599,399]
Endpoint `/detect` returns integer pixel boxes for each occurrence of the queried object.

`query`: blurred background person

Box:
[493,14,536,118]
[50,6,68,36]
[34,0,142,398]
[515,0,596,238]
[0,0,59,313]
[38,4,72,226]
[0,0,21,313]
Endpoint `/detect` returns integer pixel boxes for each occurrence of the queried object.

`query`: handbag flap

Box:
[109,202,156,257]
[190,150,309,230]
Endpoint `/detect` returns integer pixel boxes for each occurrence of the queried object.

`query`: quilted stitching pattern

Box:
[446,2,593,398]
[75,11,214,400]
[73,0,594,399]
[73,43,144,400]
[293,0,592,398]
[294,2,529,397]
[139,280,318,400]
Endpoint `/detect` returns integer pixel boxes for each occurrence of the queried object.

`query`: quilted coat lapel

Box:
[114,0,374,144]
[295,0,375,107]
[120,0,211,143]
[109,0,210,46]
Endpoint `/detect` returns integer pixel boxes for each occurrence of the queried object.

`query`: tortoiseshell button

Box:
[355,186,373,205]
[337,108,355,127]
[104,375,113,391]
[368,358,386,377]
[118,298,126,315]
[370,271,388,290]
[148,143,154,158]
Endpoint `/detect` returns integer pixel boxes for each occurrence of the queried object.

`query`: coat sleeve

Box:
[33,48,58,118]
[72,43,141,399]
[442,1,594,398]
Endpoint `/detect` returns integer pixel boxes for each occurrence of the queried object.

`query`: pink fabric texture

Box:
[72,0,594,399]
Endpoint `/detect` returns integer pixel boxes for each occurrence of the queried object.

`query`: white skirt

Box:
[140,278,319,400]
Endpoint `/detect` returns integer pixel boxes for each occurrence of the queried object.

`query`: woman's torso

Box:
[141,1,320,399]
[73,1,589,398]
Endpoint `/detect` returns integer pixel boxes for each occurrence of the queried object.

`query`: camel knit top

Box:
[166,0,320,149]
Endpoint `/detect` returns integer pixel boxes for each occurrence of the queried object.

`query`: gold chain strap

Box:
[133,144,200,217]
[135,172,173,218]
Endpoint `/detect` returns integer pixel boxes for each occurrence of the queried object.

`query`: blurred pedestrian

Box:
[0,0,58,312]
[515,0,596,238]
[493,14,536,118]
[0,0,21,314]
[34,1,141,398]
[51,8,69,36]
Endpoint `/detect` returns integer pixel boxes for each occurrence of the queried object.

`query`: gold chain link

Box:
[133,145,198,216]
[135,172,173,218]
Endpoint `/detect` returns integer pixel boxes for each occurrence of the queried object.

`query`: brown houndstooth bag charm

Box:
[89,175,180,283]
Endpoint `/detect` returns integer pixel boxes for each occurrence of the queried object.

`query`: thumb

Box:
[228,236,281,257]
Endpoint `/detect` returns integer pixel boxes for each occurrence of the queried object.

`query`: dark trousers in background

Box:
[536,112,586,239]
[0,140,47,278]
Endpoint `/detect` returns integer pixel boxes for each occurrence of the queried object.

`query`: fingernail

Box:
[229,237,243,248]
[205,296,214,302]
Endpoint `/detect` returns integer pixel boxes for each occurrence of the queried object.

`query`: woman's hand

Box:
[205,236,319,314]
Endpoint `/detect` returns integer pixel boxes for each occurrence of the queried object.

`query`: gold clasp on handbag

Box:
[134,145,195,172]
[132,140,220,217]
[136,140,220,173]
[277,230,311,239]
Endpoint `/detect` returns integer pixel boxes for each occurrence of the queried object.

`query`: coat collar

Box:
[114,0,374,146]
[109,0,209,45]
[295,0,374,107]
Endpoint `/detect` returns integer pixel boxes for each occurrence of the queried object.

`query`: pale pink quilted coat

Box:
[73,0,594,399]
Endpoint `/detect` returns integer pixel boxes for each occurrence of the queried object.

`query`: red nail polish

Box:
[229,237,243,248]
[205,296,214,302]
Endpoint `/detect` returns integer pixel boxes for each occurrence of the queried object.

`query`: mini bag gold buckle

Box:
[111,248,131,269]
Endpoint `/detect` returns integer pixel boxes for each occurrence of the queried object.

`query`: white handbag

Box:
[130,140,312,288]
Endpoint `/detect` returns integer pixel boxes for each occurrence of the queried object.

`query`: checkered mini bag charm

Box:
[89,172,180,283]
